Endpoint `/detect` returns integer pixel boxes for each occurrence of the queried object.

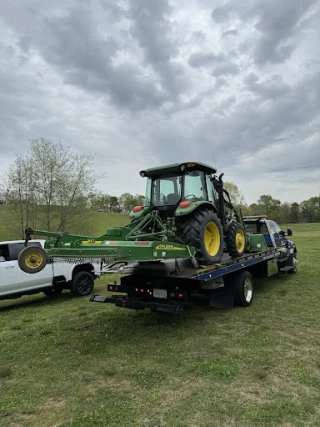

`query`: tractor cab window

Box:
[149,175,182,206]
[183,170,207,201]
[144,178,152,206]
[206,175,216,203]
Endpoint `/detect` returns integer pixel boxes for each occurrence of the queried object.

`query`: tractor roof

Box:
[140,162,216,178]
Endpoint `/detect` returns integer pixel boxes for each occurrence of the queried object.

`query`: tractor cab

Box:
[140,162,218,215]
[127,161,247,265]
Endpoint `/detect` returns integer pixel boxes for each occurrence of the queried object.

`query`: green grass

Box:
[0,216,320,426]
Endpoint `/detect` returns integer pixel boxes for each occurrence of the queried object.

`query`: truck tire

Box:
[182,209,223,265]
[287,256,298,274]
[71,271,94,297]
[234,270,253,307]
[226,222,246,258]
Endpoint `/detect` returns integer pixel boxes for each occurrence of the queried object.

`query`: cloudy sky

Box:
[0,0,319,204]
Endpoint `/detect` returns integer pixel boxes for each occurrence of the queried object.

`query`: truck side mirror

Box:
[287,228,292,236]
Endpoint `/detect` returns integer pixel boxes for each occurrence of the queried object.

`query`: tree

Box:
[87,192,112,211]
[109,196,120,213]
[300,196,320,222]
[5,138,98,237]
[256,195,281,219]
[290,202,300,223]
[224,182,244,205]
[119,193,145,213]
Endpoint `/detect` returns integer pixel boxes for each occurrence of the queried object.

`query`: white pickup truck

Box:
[0,239,102,300]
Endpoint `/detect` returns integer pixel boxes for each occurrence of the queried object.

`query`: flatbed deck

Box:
[90,248,282,313]
[99,248,280,280]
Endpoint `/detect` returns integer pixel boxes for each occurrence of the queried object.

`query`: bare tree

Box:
[4,138,98,237]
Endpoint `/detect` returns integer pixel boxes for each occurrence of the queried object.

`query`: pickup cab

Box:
[243,216,297,273]
[0,239,102,300]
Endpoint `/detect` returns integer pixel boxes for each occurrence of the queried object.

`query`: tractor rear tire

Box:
[182,209,223,265]
[226,222,246,258]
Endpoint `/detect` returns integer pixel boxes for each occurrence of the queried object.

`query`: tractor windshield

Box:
[145,175,182,206]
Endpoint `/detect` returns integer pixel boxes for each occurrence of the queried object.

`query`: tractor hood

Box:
[140,162,216,178]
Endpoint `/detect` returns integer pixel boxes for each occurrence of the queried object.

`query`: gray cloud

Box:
[188,51,240,77]
[129,0,186,97]
[211,62,239,77]
[211,3,234,23]
[252,0,317,65]
[222,29,238,37]
[212,0,319,66]
[244,73,291,99]
[0,0,319,204]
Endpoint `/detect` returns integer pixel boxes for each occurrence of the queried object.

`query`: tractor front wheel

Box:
[182,209,223,265]
[226,222,246,258]
[18,245,48,274]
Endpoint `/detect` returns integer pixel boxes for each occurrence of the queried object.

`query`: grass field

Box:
[0,214,319,427]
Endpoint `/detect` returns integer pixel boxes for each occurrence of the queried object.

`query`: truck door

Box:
[0,244,18,295]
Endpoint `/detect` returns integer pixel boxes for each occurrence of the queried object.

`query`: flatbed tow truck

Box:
[90,216,297,314]
[90,248,282,314]
[17,162,297,314]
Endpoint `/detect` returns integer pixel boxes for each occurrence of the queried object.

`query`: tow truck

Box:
[90,216,297,314]
[17,162,298,314]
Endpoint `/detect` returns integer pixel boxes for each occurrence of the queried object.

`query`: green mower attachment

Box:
[18,226,196,274]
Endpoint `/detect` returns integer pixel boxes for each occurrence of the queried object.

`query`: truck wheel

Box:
[226,222,246,258]
[182,209,223,265]
[234,270,253,307]
[71,271,94,297]
[288,256,298,274]
[18,245,48,274]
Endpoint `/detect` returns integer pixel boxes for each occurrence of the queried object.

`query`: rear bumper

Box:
[90,294,183,314]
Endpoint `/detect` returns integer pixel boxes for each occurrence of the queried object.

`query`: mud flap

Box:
[209,274,236,309]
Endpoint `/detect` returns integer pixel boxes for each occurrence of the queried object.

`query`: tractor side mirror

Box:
[287,228,292,236]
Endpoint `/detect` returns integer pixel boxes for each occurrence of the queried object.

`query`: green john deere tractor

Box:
[18,162,250,274]
[130,162,246,264]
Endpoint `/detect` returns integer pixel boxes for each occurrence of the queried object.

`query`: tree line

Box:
[88,188,320,224]
[1,139,319,238]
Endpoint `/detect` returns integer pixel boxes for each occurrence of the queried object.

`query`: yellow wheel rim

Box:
[235,229,245,253]
[204,222,220,256]
[25,252,44,269]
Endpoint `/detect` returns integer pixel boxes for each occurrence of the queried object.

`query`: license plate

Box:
[153,288,167,299]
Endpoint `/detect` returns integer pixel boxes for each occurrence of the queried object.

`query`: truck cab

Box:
[243,216,297,272]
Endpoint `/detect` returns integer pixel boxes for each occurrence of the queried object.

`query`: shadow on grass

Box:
[0,292,76,313]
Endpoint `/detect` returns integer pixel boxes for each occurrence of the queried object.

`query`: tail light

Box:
[133,206,144,213]
[179,201,191,209]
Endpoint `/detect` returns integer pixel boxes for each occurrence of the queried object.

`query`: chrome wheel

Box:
[244,277,253,303]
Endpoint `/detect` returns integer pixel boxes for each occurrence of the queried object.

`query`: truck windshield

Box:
[145,175,182,206]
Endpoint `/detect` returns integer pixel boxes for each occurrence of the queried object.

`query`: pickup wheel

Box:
[234,270,254,307]
[71,271,94,297]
